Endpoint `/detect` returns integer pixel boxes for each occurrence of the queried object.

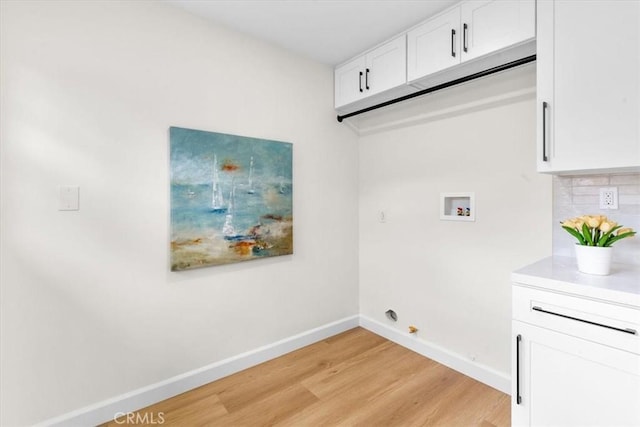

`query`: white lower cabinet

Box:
[512,279,640,426]
[512,320,640,426]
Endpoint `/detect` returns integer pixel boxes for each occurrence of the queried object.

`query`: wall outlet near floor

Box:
[599,187,618,209]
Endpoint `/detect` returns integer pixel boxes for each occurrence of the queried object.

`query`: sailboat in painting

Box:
[222,184,251,241]
[211,154,226,213]
[222,185,236,237]
[247,156,256,194]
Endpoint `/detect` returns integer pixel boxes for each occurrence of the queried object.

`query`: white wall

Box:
[358,65,552,377]
[1,1,557,423]
[0,1,359,425]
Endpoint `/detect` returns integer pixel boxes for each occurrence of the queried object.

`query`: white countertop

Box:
[512,256,640,307]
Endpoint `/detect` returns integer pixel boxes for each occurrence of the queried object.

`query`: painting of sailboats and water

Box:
[170,127,293,271]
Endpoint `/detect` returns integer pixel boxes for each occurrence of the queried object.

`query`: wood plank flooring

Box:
[103,327,510,426]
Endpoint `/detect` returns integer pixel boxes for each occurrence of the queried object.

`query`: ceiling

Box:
[165,0,458,66]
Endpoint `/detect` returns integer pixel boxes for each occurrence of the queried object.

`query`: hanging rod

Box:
[336,54,536,123]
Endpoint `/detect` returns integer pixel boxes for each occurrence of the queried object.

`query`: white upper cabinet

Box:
[460,0,535,62]
[365,36,407,97]
[407,0,534,83]
[334,35,406,109]
[537,0,640,173]
[336,0,536,114]
[334,55,367,108]
[407,7,461,81]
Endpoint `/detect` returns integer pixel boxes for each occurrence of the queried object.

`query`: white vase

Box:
[574,244,613,275]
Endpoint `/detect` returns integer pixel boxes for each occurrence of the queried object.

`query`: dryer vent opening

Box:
[385,309,398,322]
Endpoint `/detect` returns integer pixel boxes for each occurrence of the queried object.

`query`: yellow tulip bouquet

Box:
[561,215,636,247]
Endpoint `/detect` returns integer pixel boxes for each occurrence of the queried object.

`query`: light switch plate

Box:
[59,186,79,211]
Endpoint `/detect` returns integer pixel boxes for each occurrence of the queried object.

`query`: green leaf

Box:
[603,231,637,247]
[562,226,586,245]
[596,225,622,247]
[582,223,594,246]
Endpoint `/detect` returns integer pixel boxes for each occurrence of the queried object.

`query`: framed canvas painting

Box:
[170,127,293,271]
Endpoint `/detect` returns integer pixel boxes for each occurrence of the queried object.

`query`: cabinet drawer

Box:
[513,285,640,354]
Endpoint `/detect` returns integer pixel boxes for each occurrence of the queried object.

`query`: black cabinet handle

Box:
[463,23,468,52]
[365,68,370,90]
[451,29,456,57]
[532,306,638,335]
[516,334,522,405]
[542,102,549,162]
[359,71,363,93]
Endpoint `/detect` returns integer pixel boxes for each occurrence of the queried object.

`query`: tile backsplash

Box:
[553,173,640,265]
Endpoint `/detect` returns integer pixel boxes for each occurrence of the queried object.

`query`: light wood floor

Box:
[104,327,510,426]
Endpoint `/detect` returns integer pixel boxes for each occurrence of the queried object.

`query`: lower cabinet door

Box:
[512,321,640,427]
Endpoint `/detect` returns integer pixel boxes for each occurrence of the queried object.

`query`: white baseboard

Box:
[37,315,360,427]
[38,314,509,426]
[358,315,510,394]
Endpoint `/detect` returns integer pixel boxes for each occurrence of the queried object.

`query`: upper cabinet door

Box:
[334,55,367,108]
[537,0,640,173]
[460,0,535,62]
[536,0,554,173]
[365,35,407,97]
[407,7,461,82]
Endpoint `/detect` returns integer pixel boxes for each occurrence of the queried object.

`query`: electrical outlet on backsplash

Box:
[553,173,640,265]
